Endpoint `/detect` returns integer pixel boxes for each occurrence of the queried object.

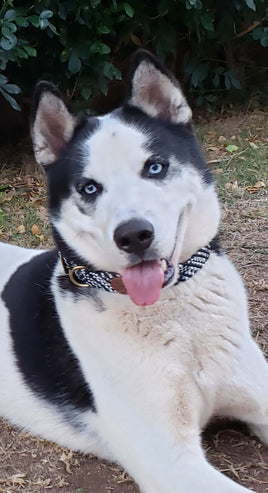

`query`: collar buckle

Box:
[69,266,90,287]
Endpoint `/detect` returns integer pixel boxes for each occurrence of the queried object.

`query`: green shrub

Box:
[0,0,267,111]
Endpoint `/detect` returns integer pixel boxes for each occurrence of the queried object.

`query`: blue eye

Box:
[142,160,168,180]
[84,183,98,195]
[148,163,163,175]
[79,180,102,199]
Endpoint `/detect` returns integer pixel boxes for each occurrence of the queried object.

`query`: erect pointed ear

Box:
[31,82,78,166]
[127,50,192,124]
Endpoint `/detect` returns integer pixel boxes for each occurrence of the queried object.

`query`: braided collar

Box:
[60,244,212,295]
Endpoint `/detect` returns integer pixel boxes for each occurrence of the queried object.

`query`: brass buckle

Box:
[69,266,89,287]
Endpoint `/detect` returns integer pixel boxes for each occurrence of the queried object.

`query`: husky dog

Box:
[0,51,267,493]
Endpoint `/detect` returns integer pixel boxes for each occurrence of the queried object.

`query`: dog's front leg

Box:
[121,435,253,493]
[98,411,253,493]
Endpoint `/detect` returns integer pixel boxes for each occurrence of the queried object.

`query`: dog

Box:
[0,50,267,493]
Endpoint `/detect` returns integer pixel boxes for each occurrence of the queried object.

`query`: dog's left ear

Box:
[128,50,192,124]
[31,82,78,166]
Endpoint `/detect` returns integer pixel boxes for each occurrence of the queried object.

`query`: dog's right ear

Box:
[31,82,78,166]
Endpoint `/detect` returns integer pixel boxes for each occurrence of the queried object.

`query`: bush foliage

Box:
[0,0,267,111]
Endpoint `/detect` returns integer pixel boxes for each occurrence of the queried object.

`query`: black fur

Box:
[2,250,96,417]
[115,105,213,185]
[46,118,100,213]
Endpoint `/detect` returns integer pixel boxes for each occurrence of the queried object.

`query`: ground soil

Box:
[0,112,267,492]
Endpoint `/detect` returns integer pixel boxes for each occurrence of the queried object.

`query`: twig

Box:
[235,21,260,39]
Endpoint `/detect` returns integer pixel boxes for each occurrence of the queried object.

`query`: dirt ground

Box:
[0,112,267,492]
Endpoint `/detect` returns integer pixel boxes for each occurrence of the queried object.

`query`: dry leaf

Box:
[249,142,258,149]
[17,225,26,234]
[0,473,27,486]
[31,224,41,235]
[218,135,226,143]
[60,451,73,474]
[246,181,266,194]
[130,34,142,47]
[207,146,219,152]
[225,181,239,190]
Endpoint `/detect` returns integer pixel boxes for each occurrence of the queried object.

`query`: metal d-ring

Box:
[68,266,89,287]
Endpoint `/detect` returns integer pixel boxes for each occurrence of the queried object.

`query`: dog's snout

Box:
[114,219,154,255]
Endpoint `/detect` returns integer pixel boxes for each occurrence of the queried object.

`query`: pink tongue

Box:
[122,260,164,306]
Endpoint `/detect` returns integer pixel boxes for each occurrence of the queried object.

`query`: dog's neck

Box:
[59,241,220,294]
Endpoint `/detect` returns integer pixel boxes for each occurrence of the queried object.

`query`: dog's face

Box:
[31,51,220,305]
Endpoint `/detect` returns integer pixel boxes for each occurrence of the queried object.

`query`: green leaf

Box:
[24,46,37,57]
[81,86,92,100]
[3,83,21,94]
[4,10,16,21]
[58,4,67,20]
[0,74,8,84]
[99,77,108,95]
[191,63,209,87]
[252,27,262,40]
[231,77,241,89]
[39,18,49,29]
[185,0,193,9]
[245,0,256,11]
[205,94,216,102]
[103,62,122,80]
[124,2,134,17]
[224,75,231,90]
[0,34,17,51]
[68,51,81,74]
[97,25,111,34]
[260,28,268,47]
[253,27,268,47]
[212,73,220,87]
[195,95,204,106]
[2,26,12,38]
[200,12,214,31]
[6,21,17,33]
[90,41,111,55]
[195,0,203,9]
[0,87,21,111]
[225,144,239,153]
[28,15,40,27]
[40,10,54,19]
[48,22,59,35]
[15,16,29,27]
[16,47,28,58]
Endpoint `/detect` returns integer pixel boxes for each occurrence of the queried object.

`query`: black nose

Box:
[114,219,154,255]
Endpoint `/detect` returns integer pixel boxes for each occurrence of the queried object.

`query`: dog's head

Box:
[31,50,220,306]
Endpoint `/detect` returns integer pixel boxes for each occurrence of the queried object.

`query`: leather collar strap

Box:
[60,244,212,294]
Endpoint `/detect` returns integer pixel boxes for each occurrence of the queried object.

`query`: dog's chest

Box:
[55,262,243,427]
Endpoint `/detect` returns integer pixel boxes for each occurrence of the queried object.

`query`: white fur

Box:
[53,115,220,272]
[1,243,267,492]
[0,62,267,492]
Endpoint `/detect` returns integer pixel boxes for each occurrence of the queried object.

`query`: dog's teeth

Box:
[161,259,167,271]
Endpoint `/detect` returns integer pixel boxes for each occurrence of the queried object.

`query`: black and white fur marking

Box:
[0,50,267,493]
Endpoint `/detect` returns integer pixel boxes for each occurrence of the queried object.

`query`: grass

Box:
[0,163,52,249]
[197,114,267,204]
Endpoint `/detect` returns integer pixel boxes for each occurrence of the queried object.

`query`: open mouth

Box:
[121,258,175,306]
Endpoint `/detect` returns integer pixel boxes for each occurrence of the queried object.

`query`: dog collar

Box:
[60,244,212,294]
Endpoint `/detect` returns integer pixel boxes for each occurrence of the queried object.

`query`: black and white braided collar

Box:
[60,244,212,295]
